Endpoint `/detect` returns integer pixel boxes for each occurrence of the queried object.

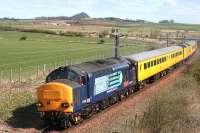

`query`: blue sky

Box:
[1,0,200,24]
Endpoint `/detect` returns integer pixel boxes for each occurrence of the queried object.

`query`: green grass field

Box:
[0,31,160,78]
[120,23,200,33]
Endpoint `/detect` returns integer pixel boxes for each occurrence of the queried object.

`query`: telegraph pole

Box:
[113,28,120,58]
[166,33,169,47]
[181,33,185,44]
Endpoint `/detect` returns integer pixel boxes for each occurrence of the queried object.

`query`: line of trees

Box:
[159,19,175,24]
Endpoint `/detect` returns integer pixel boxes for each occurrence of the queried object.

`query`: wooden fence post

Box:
[10,68,13,83]
[19,65,22,82]
[69,59,72,65]
[43,64,46,75]
[49,63,51,72]
[0,71,3,85]
[37,65,39,78]
[54,63,56,69]
[65,57,67,66]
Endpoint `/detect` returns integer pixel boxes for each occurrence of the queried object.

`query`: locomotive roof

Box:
[69,57,129,74]
[127,46,182,62]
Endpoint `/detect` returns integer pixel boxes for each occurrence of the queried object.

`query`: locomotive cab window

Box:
[46,67,68,82]
[67,70,79,82]
[46,67,83,84]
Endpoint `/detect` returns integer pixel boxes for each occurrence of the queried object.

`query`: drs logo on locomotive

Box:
[94,71,123,95]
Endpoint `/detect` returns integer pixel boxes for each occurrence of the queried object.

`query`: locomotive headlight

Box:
[36,102,43,107]
[61,103,70,108]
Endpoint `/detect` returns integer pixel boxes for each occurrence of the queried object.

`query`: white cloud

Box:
[166,0,177,6]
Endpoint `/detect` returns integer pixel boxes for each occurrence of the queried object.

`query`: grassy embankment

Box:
[120,23,200,33]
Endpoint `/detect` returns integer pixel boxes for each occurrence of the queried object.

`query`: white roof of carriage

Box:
[127,46,182,61]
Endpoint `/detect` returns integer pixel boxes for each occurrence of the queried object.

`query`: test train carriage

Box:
[36,41,197,128]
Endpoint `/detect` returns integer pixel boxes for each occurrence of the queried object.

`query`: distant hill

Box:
[35,12,90,20]
[34,12,149,23]
[71,12,90,20]
[97,17,148,23]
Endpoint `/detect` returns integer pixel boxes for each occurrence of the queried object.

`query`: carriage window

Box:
[144,63,147,69]
[157,59,160,64]
[154,60,157,65]
[148,62,150,68]
[151,61,154,67]
[172,54,174,58]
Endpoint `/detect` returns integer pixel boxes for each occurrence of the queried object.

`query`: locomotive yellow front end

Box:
[36,82,73,113]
